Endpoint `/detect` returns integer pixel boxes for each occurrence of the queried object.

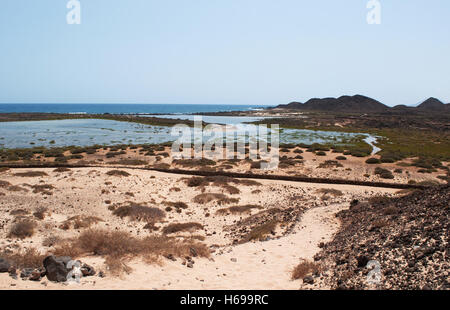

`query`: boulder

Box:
[0,258,11,273]
[43,256,72,282]
[357,255,369,268]
[80,263,96,277]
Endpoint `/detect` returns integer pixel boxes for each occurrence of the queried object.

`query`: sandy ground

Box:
[0,167,398,290]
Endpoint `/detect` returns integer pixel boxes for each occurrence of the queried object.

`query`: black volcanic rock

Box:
[417,97,448,111]
[317,185,450,290]
[277,95,389,113]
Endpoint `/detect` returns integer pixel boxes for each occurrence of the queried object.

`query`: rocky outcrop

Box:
[317,185,449,290]
[43,256,73,282]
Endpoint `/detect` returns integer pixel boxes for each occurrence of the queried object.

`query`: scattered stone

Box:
[20,268,34,279]
[357,255,369,268]
[81,263,96,277]
[165,254,177,261]
[230,258,237,263]
[303,276,314,284]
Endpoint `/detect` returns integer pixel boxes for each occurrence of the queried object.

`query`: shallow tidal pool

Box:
[0,118,379,153]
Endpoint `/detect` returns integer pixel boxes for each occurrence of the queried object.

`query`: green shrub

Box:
[365,158,381,164]
[374,167,394,179]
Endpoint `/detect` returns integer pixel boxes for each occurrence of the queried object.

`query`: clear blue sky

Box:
[0,0,449,106]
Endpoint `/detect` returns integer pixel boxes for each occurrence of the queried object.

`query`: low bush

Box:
[162,222,204,234]
[8,220,37,239]
[33,207,49,220]
[112,203,165,222]
[241,220,278,243]
[216,205,263,215]
[192,193,239,205]
[318,160,343,168]
[106,170,131,177]
[109,159,147,165]
[374,167,394,179]
[365,158,381,164]
[291,261,321,280]
[53,229,209,274]
[14,171,48,177]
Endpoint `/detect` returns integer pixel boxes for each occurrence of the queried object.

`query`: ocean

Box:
[0,104,267,114]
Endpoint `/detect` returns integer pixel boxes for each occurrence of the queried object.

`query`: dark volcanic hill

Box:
[417,97,450,111]
[275,95,449,113]
[277,95,389,113]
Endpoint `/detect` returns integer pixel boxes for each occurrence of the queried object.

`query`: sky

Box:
[0,0,449,106]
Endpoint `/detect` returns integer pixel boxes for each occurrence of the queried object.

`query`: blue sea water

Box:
[0,104,266,114]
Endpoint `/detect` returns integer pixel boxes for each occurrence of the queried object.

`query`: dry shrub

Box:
[0,180,11,188]
[216,205,263,215]
[8,220,37,239]
[31,184,54,195]
[186,176,206,187]
[222,185,240,195]
[318,160,343,168]
[241,220,278,243]
[42,235,62,247]
[185,175,260,189]
[374,167,394,179]
[112,203,165,222]
[106,170,131,177]
[291,260,321,280]
[6,185,29,192]
[53,229,209,275]
[162,222,204,234]
[173,158,216,168]
[14,171,48,177]
[60,215,103,230]
[316,188,343,197]
[164,201,188,210]
[153,163,170,169]
[109,159,147,165]
[192,193,239,205]
[53,167,71,173]
[238,179,261,186]
[10,209,30,216]
[189,235,206,241]
[0,248,46,269]
[33,206,49,220]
